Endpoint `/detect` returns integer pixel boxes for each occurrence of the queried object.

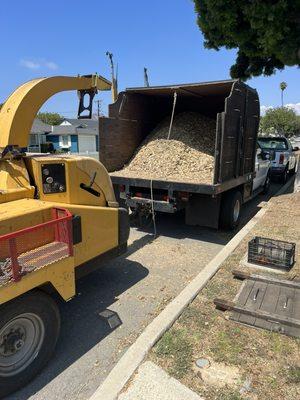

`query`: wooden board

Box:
[231,279,300,337]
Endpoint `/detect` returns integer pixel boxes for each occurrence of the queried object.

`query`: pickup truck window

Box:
[258,138,288,150]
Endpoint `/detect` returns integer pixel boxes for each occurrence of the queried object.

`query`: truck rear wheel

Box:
[0,291,60,397]
[219,190,242,230]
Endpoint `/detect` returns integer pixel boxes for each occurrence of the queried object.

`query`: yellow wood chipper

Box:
[0,74,129,397]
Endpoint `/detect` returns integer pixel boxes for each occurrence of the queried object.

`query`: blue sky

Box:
[1,0,299,116]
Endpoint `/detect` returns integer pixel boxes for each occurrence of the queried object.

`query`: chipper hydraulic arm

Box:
[0,74,129,397]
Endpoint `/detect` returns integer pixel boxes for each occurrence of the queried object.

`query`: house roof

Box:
[61,118,98,129]
[31,118,52,134]
[50,125,77,135]
[49,121,98,136]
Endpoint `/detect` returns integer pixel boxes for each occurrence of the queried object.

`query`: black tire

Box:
[0,291,60,398]
[289,166,296,176]
[262,173,271,194]
[280,167,288,184]
[219,190,242,230]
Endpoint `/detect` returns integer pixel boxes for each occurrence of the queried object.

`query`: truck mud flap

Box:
[185,194,221,229]
[119,208,130,246]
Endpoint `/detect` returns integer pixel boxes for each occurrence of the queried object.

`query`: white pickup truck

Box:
[258,136,299,183]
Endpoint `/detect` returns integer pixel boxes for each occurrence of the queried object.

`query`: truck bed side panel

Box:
[242,89,260,176]
[218,81,246,183]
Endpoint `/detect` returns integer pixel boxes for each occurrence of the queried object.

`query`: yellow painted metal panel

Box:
[61,204,119,266]
[0,256,75,305]
[26,155,117,206]
[0,198,53,234]
[0,198,119,300]
[0,159,35,203]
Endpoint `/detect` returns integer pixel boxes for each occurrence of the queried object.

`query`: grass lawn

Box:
[150,192,300,400]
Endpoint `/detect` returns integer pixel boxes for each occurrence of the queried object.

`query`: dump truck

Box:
[99,79,267,230]
[0,74,129,397]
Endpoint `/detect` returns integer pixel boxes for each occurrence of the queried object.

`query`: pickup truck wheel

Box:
[219,190,242,230]
[0,291,60,397]
[262,174,271,194]
[281,168,288,184]
[289,166,296,176]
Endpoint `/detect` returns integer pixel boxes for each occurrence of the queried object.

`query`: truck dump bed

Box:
[99,79,259,194]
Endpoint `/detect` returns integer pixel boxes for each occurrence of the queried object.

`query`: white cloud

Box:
[260,105,273,116]
[286,103,300,115]
[20,58,58,70]
[260,103,300,116]
[20,59,40,69]
[44,61,58,70]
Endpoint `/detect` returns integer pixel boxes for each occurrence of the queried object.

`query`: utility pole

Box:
[144,67,150,87]
[106,51,118,102]
[95,100,101,117]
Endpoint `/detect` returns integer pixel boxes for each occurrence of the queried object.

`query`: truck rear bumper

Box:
[270,166,286,176]
[127,197,176,213]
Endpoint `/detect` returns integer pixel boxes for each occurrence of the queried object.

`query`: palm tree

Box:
[280,82,287,107]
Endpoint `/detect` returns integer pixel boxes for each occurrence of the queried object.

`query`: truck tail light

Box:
[119,185,125,192]
[279,154,284,164]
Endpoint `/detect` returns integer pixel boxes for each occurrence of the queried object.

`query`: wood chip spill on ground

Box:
[112,112,216,184]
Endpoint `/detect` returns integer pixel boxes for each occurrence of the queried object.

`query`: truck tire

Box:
[281,167,288,184]
[219,190,242,230]
[289,165,296,176]
[262,173,271,194]
[0,291,60,398]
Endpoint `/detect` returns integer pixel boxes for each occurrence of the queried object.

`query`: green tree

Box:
[37,112,64,126]
[193,1,300,79]
[259,107,300,138]
[280,82,287,107]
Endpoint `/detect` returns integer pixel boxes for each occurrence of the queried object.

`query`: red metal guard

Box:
[0,207,73,284]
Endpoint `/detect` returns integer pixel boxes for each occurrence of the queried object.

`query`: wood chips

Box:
[112,112,216,184]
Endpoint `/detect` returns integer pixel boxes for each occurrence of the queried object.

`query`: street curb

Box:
[89,177,295,400]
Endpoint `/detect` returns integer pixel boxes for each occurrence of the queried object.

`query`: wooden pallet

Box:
[214,270,300,338]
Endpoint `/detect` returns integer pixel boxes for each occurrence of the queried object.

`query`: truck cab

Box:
[258,136,298,183]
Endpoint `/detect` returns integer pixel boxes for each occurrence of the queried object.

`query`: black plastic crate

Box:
[248,236,296,270]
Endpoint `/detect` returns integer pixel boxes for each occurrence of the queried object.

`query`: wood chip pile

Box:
[112,112,216,184]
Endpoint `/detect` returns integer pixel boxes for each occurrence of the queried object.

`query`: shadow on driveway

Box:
[10,236,150,400]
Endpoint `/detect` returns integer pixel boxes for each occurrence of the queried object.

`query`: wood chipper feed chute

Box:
[0,207,73,286]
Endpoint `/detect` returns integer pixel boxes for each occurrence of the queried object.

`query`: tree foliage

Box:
[193,0,300,79]
[259,107,300,137]
[37,112,64,126]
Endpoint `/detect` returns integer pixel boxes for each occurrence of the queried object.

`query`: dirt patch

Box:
[111,112,216,184]
[150,192,300,400]
[194,360,241,388]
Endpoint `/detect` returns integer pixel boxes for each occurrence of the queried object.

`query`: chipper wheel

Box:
[0,291,60,397]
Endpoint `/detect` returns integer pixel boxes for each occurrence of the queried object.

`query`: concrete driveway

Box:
[10,183,281,400]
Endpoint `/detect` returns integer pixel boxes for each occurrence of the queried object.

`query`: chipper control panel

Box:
[41,163,66,194]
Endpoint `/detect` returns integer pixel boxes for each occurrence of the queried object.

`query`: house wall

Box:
[47,135,60,150]
[71,135,78,152]
[47,135,78,152]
